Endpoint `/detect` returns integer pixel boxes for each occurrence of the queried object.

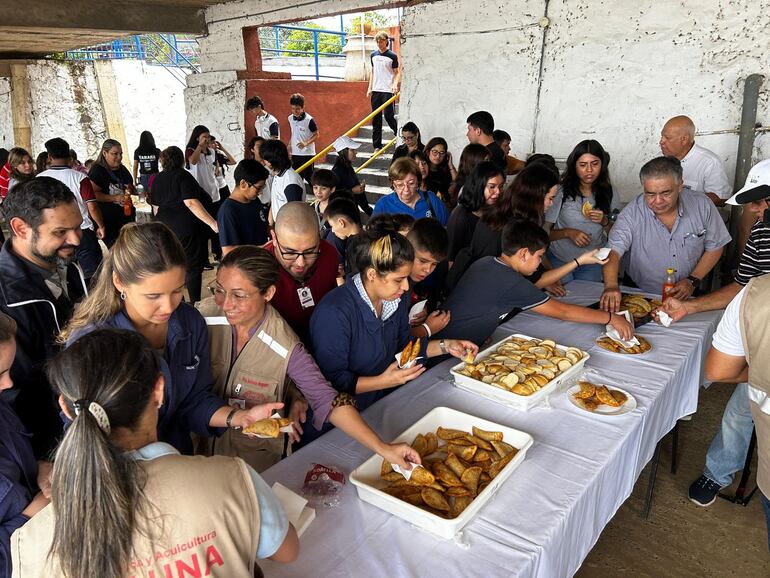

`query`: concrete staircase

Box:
[315,123,396,207]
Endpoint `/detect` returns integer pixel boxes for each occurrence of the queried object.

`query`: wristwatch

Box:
[686,275,701,290]
[226,407,240,430]
[439,339,448,354]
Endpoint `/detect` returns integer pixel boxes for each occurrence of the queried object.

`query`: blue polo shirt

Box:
[372,190,449,225]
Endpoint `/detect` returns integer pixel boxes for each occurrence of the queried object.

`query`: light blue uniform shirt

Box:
[607,189,731,294]
[129,442,289,559]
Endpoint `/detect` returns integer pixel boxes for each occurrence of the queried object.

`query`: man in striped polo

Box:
[661,159,770,506]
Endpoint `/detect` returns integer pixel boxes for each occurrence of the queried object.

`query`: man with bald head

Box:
[659,115,732,206]
[266,201,338,341]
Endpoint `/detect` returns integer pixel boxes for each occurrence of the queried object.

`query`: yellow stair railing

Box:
[296,91,400,174]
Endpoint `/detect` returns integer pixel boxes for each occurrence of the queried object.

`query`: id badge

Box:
[297,286,315,309]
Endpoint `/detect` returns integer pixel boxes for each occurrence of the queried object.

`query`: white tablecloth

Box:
[261,281,723,578]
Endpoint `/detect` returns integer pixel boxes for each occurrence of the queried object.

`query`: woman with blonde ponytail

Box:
[60,222,283,454]
[306,216,477,437]
[11,328,299,577]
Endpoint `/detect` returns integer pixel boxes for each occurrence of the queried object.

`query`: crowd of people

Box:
[0,79,769,574]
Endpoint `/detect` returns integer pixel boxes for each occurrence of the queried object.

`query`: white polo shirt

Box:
[680,143,732,200]
[254,112,280,140]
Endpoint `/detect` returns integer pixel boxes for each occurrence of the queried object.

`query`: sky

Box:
[313,9,401,32]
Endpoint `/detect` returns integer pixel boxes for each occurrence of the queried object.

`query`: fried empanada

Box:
[401,492,424,507]
[424,431,439,456]
[449,495,473,518]
[461,466,482,494]
[472,426,504,442]
[488,452,515,479]
[581,200,593,218]
[610,389,628,405]
[411,434,428,456]
[409,466,436,486]
[381,460,393,477]
[465,434,493,451]
[444,453,467,478]
[432,462,464,487]
[421,488,450,511]
[447,443,477,461]
[241,418,280,438]
[381,471,404,482]
[595,385,622,407]
[490,440,517,459]
[437,426,467,440]
[575,381,596,399]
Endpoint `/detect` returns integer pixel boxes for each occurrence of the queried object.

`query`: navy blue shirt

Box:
[67,303,226,454]
[218,197,268,247]
[438,257,549,346]
[0,398,37,578]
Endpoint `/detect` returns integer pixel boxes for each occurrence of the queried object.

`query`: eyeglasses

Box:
[208,284,259,303]
[402,134,417,142]
[643,191,676,200]
[429,150,446,157]
[274,238,321,262]
[393,179,418,192]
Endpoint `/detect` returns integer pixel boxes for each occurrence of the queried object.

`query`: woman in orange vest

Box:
[11,328,298,577]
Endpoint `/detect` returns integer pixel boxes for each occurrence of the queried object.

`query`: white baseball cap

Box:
[726,159,770,205]
[332,135,361,152]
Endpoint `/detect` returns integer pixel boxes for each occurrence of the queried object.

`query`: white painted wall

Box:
[399,0,770,200]
[0,77,12,149]
[1,60,187,164]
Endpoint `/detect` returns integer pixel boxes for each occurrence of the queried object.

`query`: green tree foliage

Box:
[284,22,342,55]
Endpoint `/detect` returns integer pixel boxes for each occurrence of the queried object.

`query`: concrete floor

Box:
[577,382,770,578]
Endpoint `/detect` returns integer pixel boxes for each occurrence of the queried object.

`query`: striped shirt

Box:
[735,220,770,286]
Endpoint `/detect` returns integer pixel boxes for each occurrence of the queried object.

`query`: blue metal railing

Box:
[60,34,200,71]
[258,24,347,81]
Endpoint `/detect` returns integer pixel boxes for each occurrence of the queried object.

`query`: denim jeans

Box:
[547,249,604,283]
[762,493,770,553]
[703,382,754,487]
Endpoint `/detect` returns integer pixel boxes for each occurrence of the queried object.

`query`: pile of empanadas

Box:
[621,294,663,321]
[242,417,292,438]
[457,336,586,396]
[380,426,519,518]
[571,380,628,412]
[596,335,651,354]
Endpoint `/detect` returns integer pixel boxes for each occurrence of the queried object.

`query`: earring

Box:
[120,291,126,300]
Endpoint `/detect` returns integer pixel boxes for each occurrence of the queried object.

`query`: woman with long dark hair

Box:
[149,146,218,303]
[185,125,222,265]
[423,136,456,202]
[132,130,160,192]
[446,161,504,264]
[448,143,491,207]
[390,121,423,164]
[4,147,35,196]
[408,149,430,190]
[259,139,306,225]
[12,327,299,577]
[309,215,477,413]
[88,138,135,247]
[546,139,620,282]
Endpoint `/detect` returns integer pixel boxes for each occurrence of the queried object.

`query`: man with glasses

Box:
[266,201,338,342]
[600,156,730,311]
[656,159,770,506]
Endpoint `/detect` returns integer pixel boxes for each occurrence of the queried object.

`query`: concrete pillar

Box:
[93,60,130,169]
[9,63,32,152]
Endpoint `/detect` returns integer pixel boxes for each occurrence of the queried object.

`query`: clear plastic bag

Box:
[301,463,346,509]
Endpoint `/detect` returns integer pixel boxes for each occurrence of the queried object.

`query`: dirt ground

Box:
[577,383,770,578]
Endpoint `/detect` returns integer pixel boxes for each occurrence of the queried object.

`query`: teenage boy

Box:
[437,220,634,347]
[324,197,362,278]
[245,96,280,140]
[311,168,338,235]
[217,159,271,254]
[466,111,506,172]
[288,93,318,186]
[405,218,451,339]
[367,30,400,151]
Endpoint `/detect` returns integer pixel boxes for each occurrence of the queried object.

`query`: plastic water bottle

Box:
[135,183,145,204]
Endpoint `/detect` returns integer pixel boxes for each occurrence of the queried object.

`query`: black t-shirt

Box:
[446,205,479,261]
[425,168,452,198]
[486,141,507,173]
[390,143,423,166]
[88,163,133,197]
[134,148,160,174]
[332,161,360,191]
[150,168,206,238]
[438,256,549,346]
[217,197,268,247]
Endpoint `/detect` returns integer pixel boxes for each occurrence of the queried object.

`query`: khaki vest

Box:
[12,453,260,578]
[739,274,770,497]
[198,298,299,472]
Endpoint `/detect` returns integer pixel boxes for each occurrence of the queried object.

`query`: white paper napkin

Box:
[391,461,421,480]
[409,299,427,322]
[394,354,424,369]
[656,310,673,327]
[604,310,640,348]
[272,482,316,537]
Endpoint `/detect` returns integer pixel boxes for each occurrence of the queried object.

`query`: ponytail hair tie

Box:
[73,399,111,435]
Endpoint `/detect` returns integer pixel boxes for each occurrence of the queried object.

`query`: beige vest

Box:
[11,453,260,578]
[739,274,770,497]
[198,298,299,472]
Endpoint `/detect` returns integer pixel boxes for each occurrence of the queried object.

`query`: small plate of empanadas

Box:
[395,339,423,369]
[566,380,637,416]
